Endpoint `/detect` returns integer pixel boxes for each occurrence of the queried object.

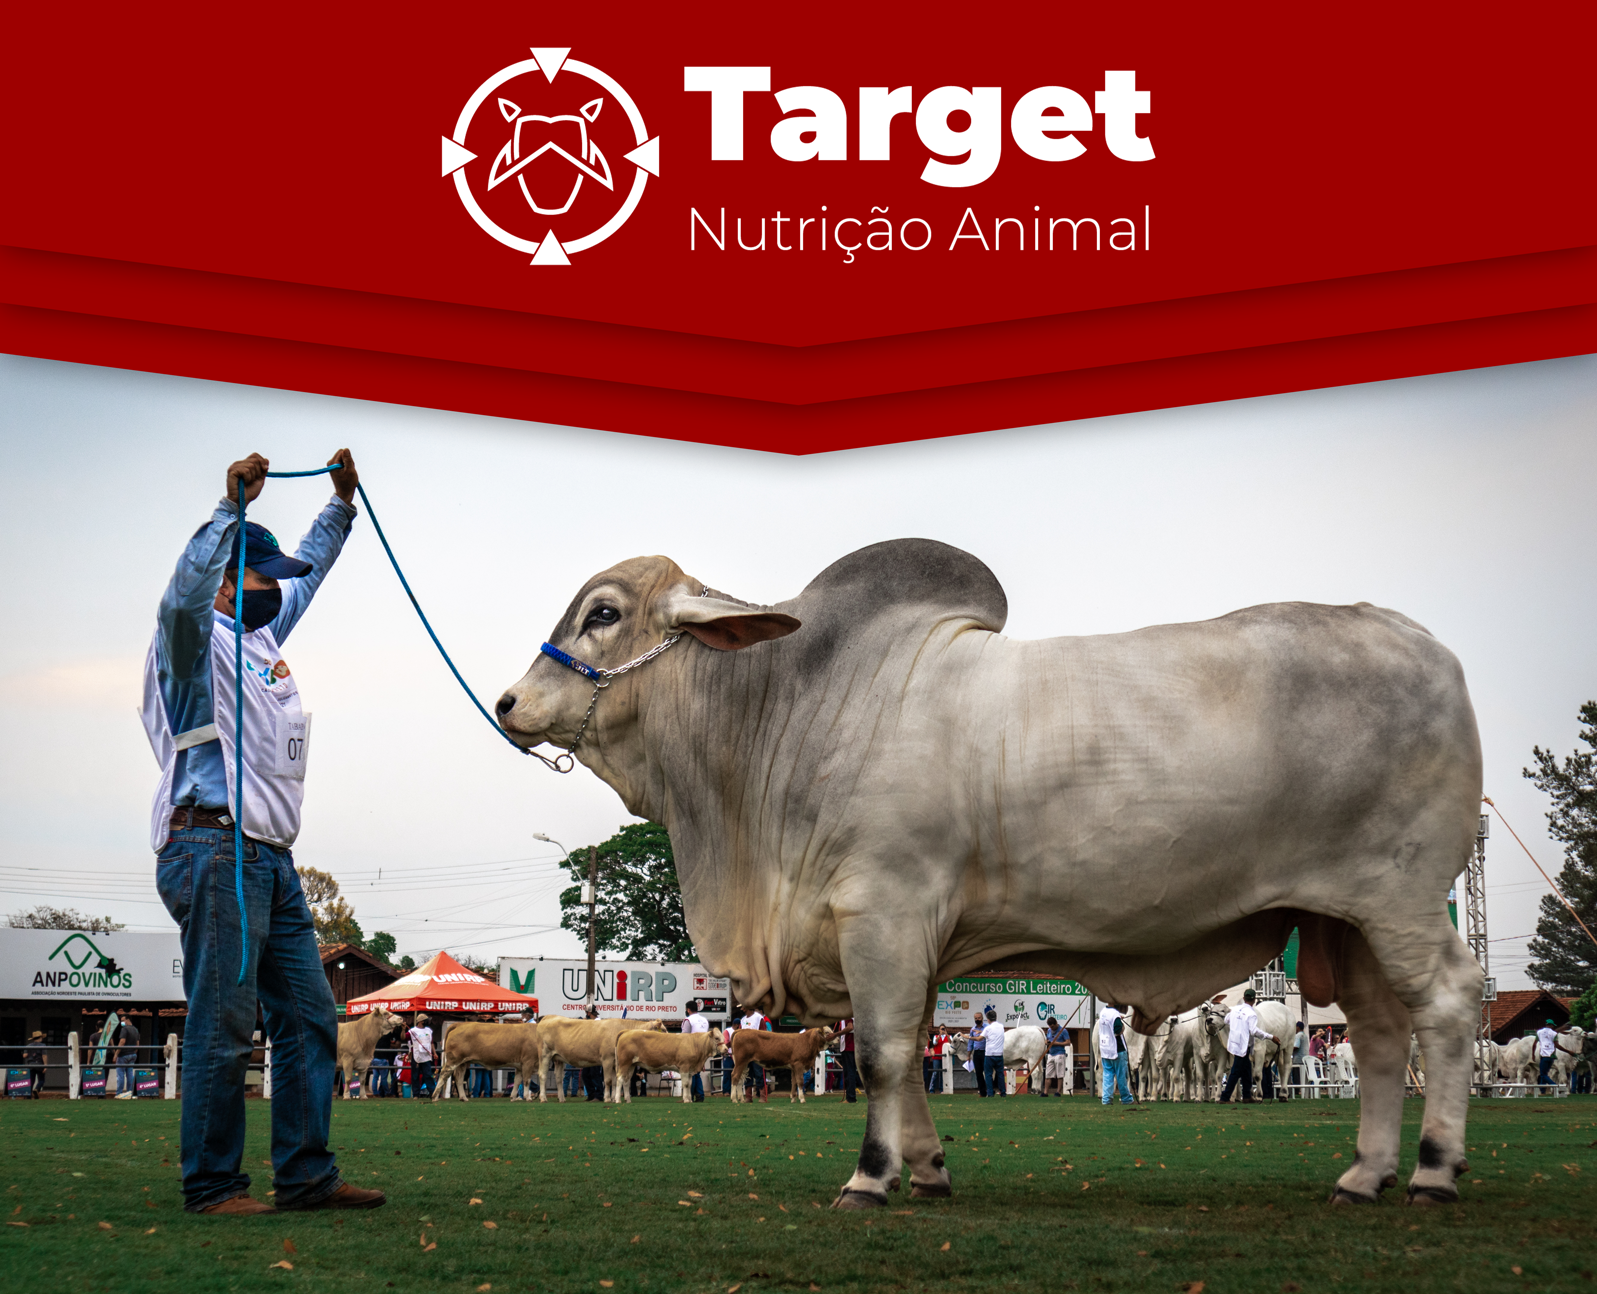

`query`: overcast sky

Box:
[1,352,1592,988]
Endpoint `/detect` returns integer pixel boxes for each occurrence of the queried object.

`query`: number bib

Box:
[275,713,312,779]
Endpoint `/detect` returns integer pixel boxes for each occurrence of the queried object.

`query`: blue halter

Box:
[539,641,605,680]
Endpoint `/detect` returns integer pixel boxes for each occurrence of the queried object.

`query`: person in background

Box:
[581,1005,605,1101]
[1220,989,1280,1104]
[836,1017,859,1103]
[1291,1021,1308,1089]
[1537,1018,1581,1093]
[24,1031,48,1098]
[1310,1027,1328,1068]
[981,1009,1007,1098]
[367,1045,391,1099]
[968,1013,988,1097]
[683,1000,710,1102]
[1043,1016,1070,1097]
[739,1004,771,1098]
[94,1011,118,1070]
[113,1015,141,1100]
[928,1024,950,1093]
[409,1014,436,1098]
[923,1030,937,1092]
[1098,1003,1134,1106]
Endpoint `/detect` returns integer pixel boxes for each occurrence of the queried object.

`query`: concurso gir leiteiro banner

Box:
[1,4,1592,450]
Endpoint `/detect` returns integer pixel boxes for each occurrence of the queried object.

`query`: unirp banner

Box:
[0,929,185,1003]
[498,958,730,1021]
[2,5,1591,449]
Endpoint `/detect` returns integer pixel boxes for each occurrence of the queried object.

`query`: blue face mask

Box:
[238,587,282,631]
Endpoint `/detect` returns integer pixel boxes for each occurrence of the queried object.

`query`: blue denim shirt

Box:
[155,494,358,808]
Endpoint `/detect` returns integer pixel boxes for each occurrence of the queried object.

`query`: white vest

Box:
[1098,1007,1122,1060]
[141,617,311,851]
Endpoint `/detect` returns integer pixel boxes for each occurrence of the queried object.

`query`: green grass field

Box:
[4,1094,1595,1293]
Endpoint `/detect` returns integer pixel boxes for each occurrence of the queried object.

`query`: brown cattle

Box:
[536,1016,667,1102]
[615,1028,727,1103]
[335,1008,404,1099]
[730,1027,836,1103]
[432,1020,541,1102]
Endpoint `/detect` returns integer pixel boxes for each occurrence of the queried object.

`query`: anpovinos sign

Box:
[0,929,186,1002]
[442,47,661,266]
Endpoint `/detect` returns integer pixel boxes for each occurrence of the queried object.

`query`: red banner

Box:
[3,5,1592,450]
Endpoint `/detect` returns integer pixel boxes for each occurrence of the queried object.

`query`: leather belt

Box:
[169,806,236,831]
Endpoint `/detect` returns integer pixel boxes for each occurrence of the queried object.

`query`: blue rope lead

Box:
[230,463,523,984]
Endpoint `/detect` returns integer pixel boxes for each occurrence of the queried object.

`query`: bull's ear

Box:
[663,589,801,652]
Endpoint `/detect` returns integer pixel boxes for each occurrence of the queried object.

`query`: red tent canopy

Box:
[346,950,536,1015]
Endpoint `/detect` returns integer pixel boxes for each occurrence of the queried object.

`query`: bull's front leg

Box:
[832,926,941,1209]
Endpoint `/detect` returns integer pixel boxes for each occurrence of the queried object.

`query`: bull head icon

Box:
[487,95,615,216]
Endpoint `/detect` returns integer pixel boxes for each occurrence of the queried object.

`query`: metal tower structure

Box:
[1463,811,1495,1091]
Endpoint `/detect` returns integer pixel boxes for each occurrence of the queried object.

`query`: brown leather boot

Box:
[280,1182,386,1211]
[199,1193,277,1216]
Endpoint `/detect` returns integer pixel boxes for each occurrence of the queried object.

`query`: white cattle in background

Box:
[1496,1036,1538,1088]
[1161,1002,1229,1101]
[949,1025,1047,1093]
[1247,1001,1294,1097]
[1331,1040,1358,1088]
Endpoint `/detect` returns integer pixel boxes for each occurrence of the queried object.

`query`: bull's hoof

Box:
[832,1188,888,1210]
[910,1181,953,1199]
[1329,1187,1380,1206]
[1406,1184,1458,1206]
[887,1176,901,1193]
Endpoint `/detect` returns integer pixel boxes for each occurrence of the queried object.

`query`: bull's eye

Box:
[584,606,621,630]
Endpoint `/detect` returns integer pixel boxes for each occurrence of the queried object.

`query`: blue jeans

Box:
[691,1071,704,1100]
[986,1054,1007,1096]
[116,1062,135,1095]
[157,826,342,1211]
[469,1065,491,1098]
[1102,1052,1134,1104]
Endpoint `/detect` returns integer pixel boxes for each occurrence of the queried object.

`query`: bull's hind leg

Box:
[1327,928,1411,1203]
[1358,916,1482,1204]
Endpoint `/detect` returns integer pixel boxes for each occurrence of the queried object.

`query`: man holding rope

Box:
[143,451,383,1216]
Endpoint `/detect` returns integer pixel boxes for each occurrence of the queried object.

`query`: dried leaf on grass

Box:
[283,1239,297,1254]
[940,1242,951,1252]
[483,1220,498,1229]
[1180,1283,1205,1293]
[269,1260,293,1270]
[97,1222,113,1231]
[469,1197,483,1206]
[423,1242,437,1253]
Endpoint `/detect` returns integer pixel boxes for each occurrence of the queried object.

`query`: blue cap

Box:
[228,521,311,579]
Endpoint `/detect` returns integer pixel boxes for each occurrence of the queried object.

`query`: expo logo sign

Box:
[32,934,133,991]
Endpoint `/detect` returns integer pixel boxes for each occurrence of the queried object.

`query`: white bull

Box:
[335,1008,404,1099]
[1248,1001,1295,1099]
[1160,1003,1229,1101]
[498,539,1484,1207]
[949,1026,1046,1093]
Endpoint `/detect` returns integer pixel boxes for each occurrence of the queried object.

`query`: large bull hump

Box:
[789,539,1007,659]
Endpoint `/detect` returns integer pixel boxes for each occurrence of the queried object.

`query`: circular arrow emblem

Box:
[442,48,659,265]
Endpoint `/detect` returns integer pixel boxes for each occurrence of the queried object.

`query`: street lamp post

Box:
[534,832,600,1009]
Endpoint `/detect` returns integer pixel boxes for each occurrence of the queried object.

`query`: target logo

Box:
[441,47,660,266]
